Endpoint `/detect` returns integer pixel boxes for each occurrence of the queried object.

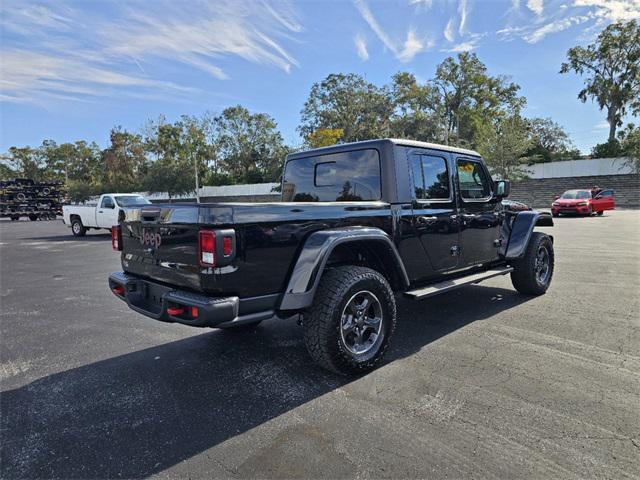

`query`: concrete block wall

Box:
[509,174,639,208]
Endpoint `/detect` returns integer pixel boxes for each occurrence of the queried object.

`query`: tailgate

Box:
[120,205,202,291]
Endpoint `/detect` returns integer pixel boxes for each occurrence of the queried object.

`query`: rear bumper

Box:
[108,272,273,328]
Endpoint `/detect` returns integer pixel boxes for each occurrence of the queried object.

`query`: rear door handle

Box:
[98,210,103,213]
[417,216,438,225]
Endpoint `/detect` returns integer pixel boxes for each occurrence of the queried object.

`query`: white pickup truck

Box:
[62,193,151,236]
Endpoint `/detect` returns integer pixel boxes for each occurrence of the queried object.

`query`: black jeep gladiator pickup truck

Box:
[109,139,554,375]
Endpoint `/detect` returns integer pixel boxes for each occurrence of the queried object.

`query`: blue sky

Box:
[1,0,639,154]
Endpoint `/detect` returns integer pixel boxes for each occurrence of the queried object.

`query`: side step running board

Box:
[404,266,514,300]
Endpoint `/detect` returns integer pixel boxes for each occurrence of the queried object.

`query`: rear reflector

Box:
[190,306,199,318]
[112,285,125,296]
[223,236,233,256]
[167,306,185,316]
[111,225,123,251]
[199,230,216,266]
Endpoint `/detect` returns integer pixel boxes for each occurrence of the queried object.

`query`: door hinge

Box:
[450,245,460,256]
[494,238,503,247]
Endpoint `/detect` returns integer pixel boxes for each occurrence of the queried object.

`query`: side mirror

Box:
[554,195,560,200]
[494,180,510,198]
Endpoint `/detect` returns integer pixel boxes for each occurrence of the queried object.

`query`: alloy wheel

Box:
[340,290,383,355]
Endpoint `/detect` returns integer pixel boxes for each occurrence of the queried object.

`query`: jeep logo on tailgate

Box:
[140,228,162,249]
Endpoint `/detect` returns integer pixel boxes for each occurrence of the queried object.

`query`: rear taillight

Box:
[199,230,216,266]
[112,225,123,251]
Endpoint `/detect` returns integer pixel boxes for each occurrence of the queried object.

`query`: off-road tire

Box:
[596,210,604,216]
[219,321,262,333]
[303,266,396,375]
[28,214,39,221]
[71,218,86,237]
[510,232,554,295]
[10,215,19,221]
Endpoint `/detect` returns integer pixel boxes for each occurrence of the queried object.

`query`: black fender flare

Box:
[278,226,410,310]
[505,211,554,259]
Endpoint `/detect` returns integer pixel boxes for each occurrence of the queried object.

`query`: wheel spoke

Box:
[364,315,381,328]
[342,314,355,333]
[354,296,369,311]
[339,290,384,356]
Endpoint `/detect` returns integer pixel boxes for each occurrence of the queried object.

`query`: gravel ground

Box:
[1,210,639,479]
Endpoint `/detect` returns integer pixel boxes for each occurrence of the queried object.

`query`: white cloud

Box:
[0,49,193,104]
[444,18,456,42]
[445,40,479,52]
[354,0,397,53]
[593,121,610,130]
[0,0,302,104]
[458,0,469,35]
[574,0,640,21]
[523,14,592,43]
[354,0,431,62]
[355,34,369,60]
[398,30,429,61]
[527,0,544,15]
[103,2,300,79]
[409,0,433,6]
[0,4,74,34]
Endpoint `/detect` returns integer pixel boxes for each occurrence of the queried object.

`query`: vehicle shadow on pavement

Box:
[22,233,112,242]
[1,285,532,479]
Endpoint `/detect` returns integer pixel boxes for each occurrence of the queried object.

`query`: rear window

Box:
[282,149,381,202]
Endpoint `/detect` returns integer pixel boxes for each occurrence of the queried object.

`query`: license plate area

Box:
[144,283,167,306]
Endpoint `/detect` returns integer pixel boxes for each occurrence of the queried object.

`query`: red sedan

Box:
[551,189,615,217]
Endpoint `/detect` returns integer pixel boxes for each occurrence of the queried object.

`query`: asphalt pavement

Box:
[1,211,639,479]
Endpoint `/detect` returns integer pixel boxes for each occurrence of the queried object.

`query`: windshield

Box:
[560,190,591,199]
[114,195,151,207]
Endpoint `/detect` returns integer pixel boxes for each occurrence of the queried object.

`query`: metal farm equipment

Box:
[0,178,67,221]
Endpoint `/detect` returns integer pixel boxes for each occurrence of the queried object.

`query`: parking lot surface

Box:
[1,211,639,479]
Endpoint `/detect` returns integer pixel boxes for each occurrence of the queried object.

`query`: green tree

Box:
[591,139,624,158]
[143,121,196,199]
[0,162,16,179]
[618,123,640,173]
[432,53,524,146]
[560,20,640,142]
[1,147,43,180]
[299,73,394,144]
[213,105,287,182]
[307,128,344,148]
[38,140,103,185]
[525,117,580,162]
[476,114,533,180]
[390,72,441,141]
[102,127,148,192]
[66,180,100,203]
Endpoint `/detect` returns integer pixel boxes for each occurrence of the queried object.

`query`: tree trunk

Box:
[607,107,618,143]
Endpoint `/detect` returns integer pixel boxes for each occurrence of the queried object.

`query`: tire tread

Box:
[303,266,396,375]
[510,232,554,295]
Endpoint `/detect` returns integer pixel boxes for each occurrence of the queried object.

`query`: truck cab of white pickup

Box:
[63,194,151,236]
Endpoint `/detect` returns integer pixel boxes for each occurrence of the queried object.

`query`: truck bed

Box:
[120,201,393,299]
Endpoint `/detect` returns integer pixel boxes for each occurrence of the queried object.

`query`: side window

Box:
[101,196,114,208]
[457,159,491,200]
[282,149,381,202]
[410,155,450,200]
[597,189,614,198]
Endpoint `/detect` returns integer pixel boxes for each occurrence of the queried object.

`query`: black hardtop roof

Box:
[286,138,481,161]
